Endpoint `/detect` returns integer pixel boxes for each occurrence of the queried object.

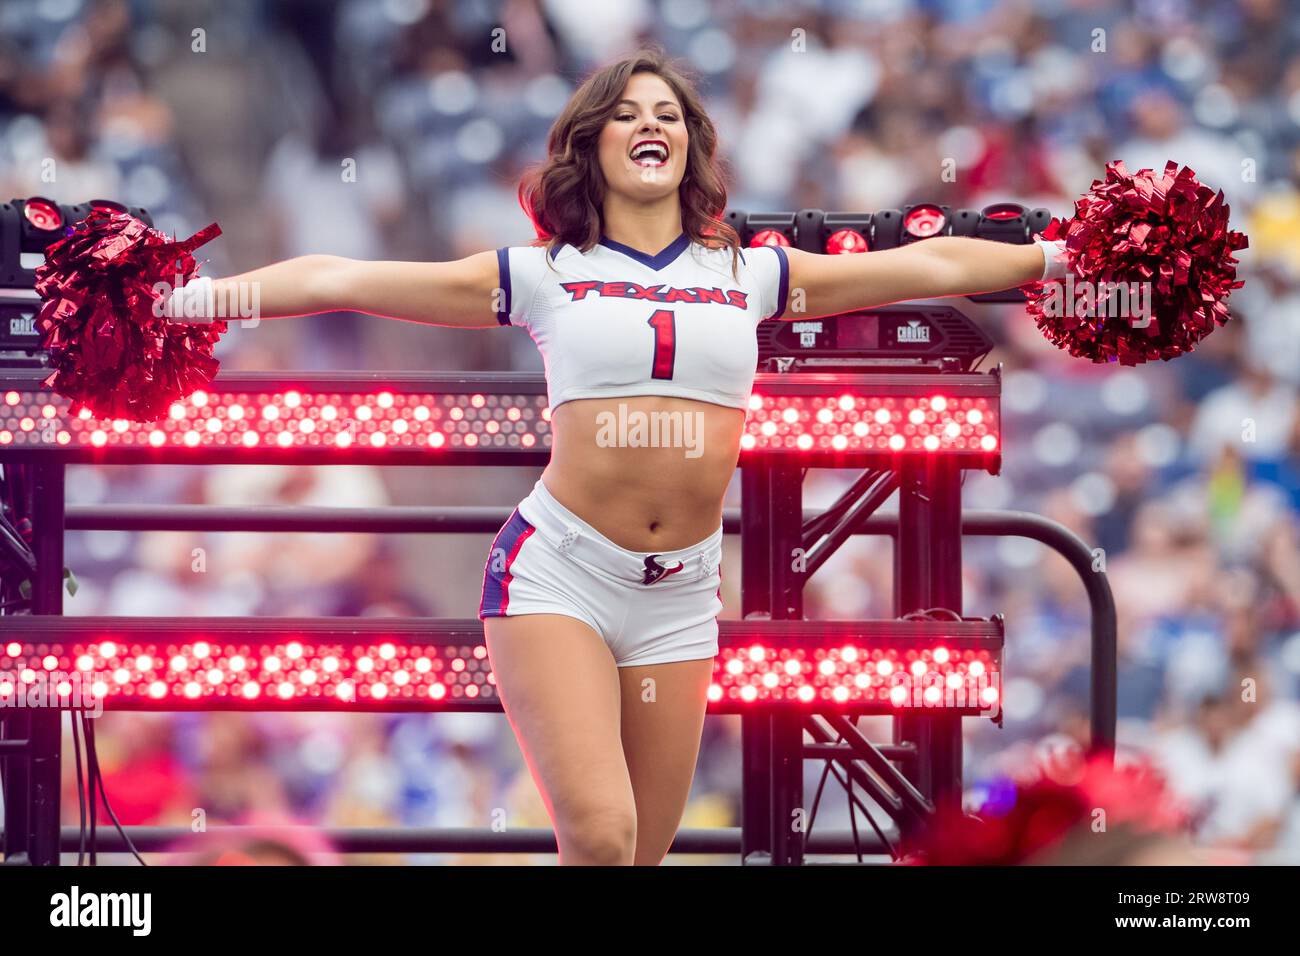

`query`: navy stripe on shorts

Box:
[479,508,536,617]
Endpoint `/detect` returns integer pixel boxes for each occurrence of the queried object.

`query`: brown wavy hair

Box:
[517,47,740,275]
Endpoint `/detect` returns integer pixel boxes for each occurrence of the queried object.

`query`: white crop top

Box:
[495,234,790,411]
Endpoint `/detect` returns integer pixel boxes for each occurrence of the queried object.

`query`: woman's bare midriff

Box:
[541,395,745,553]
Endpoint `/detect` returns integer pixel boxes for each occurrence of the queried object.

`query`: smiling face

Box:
[596,71,689,204]
[521,50,736,263]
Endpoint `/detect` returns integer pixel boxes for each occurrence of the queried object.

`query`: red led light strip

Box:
[743,392,997,454]
[0,619,1002,715]
[0,387,551,453]
[712,644,999,711]
[0,637,494,708]
[0,374,999,463]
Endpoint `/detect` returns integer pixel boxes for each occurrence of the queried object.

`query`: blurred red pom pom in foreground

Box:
[1025,159,1248,366]
[33,209,224,422]
[903,751,1194,866]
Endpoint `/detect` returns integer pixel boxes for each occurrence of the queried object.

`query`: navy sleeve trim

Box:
[495,248,512,326]
[770,245,790,320]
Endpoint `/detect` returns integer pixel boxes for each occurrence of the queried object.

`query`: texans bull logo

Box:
[642,554,684,585]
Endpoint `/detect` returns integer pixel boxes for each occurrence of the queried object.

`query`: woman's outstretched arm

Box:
[187,251,505,328]
[780,237,1054,319]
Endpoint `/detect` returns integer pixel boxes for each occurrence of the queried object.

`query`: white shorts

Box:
[478,478,724,667]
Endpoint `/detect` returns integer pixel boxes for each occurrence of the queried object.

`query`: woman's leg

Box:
[617,657,715,865]
[484,613,637,865]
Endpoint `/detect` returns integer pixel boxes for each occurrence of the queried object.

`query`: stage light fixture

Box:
[903,204,947,239]
[21,197,63,232]
[825,228,869,255]
[750,228,791,247]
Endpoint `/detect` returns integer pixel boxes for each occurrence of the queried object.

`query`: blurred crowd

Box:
[2,0,1299,864]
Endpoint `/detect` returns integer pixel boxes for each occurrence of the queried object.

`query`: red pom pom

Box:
[1025,160,1249,365]
[33,209,225,422]
[904,753,1192,865]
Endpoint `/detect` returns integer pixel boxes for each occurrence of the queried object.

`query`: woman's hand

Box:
[778,236,1051,320]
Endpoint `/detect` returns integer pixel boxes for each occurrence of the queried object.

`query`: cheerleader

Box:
[172,48,1061,865]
